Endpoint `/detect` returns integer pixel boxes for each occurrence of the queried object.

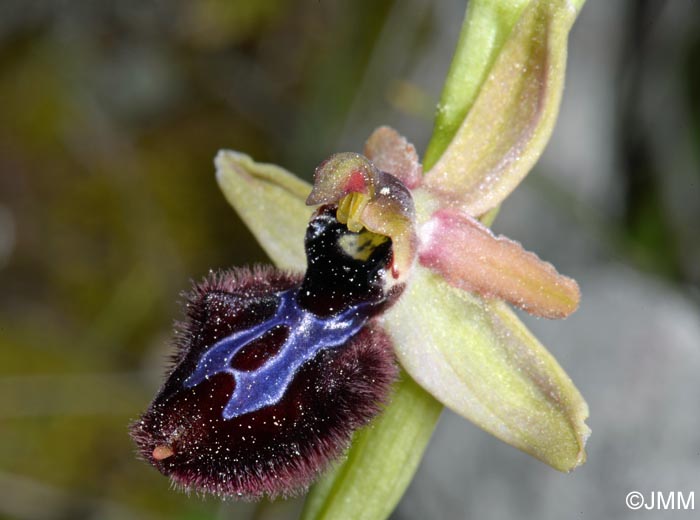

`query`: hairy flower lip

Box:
[132,253,400,499]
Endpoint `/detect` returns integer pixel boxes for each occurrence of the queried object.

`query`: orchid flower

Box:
[133,1,589,518]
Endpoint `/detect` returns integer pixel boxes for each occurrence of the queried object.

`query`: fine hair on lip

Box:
[131,208,402,499]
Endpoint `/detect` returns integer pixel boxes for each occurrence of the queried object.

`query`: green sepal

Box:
[383,266,590,472]
[215,150,312,271]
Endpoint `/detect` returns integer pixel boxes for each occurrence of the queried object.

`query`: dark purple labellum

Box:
[131,206,400,499]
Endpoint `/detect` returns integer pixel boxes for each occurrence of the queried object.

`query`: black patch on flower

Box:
[298,205,392,316]
[131,208,401,499]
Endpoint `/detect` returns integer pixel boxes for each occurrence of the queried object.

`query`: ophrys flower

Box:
[132,0,589,516]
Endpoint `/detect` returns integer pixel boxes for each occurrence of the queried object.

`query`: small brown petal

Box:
[419,208,580,319]
[422,1,578,217]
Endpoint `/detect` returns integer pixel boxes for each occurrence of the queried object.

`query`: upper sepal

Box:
[423,0,580,217]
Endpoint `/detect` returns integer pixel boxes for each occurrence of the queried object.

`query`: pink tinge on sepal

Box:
[418,208,580,319]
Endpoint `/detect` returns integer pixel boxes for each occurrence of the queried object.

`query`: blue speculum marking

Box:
[184,289,370,419]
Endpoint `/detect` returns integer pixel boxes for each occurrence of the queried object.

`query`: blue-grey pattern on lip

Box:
[184,288,372,419]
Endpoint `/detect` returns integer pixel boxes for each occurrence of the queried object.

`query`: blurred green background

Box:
[1,1,699,519]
